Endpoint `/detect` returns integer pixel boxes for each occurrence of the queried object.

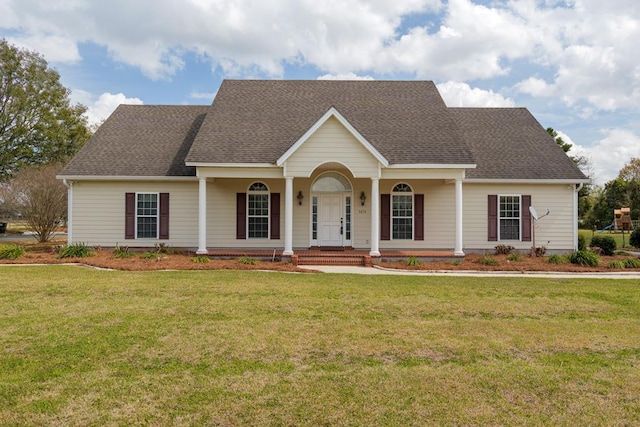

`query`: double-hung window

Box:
[248,182,269,238]
[137,193,158,238]
[499,195,520,240]
[392,183,413,240]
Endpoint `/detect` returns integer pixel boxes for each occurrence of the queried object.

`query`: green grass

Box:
[579,229,636,250]
[1,267,640,425]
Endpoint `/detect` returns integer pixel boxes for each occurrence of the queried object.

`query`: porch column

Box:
[196,177,208,254]
[454,178,464,256]
[283,176,294,255]
[370,177,380,257]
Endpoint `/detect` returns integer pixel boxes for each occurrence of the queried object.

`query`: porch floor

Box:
[206,248,463,267]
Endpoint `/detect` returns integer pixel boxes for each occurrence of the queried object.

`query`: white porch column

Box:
[370,178,380,257]
[454,178,464,256]
[283,176,294,255]
[196,177,208,254]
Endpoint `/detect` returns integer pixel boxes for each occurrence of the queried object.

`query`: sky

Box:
[1,0,639,185]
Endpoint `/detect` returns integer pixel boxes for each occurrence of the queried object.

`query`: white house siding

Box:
[70,180,199,248]
[285,117,380,178]
[463,183,576,252]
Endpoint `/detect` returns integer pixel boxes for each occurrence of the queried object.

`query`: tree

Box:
[6,162,67,242]
[547,127,572,153]
[0,39,90,181]
[618,157,640,182]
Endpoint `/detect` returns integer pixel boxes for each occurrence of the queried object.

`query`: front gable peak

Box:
[276,107,389,167]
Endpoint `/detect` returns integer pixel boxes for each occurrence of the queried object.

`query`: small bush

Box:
[546,254,567,264]
[140,251,158,260]
[590,235,616,256]
[154,243,170,254]
[191,255,210,263]
[478,254,498,266]
[577,234,587,251]
[113,244,132,258]
[630,229,640,249]
[494,244,514,255]
[451,259,462,266]
[607,260,626,269]
[507,253,523,262]
[0,244,25,260]
[57,242,93,259]
[238,256,259,265]
[568,250,600,267]
[623,258,640,268]
[534,246,547,257]
[406,256,421,266]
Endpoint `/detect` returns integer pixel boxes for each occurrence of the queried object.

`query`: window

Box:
[137,193,158,238]
[248,182,269,238]
[312,196,318,240]
[499,195,520,240]
[392,183,413,240]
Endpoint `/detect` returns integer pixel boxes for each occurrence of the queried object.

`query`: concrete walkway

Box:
[298,265,640,279]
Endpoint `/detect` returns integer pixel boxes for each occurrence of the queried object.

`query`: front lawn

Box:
[1,267,639,425]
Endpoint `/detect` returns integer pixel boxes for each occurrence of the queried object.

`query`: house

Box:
[58,80,588,260]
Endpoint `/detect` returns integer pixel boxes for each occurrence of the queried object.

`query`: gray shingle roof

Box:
[185,80,476,165]
[449,108,587,180]
[61,105,208,177]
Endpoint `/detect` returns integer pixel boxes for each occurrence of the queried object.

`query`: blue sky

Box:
[2,0,639,185]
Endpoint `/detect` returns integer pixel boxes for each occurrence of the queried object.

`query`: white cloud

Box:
[569,129,640,185]
[6,35,81,63]
[514,77,555,98]
[437,81,515,107]
[71,90,144,127]
[189,91,217,100]
[317,73,374,80]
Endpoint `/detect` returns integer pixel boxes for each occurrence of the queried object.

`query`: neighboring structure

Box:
[59,80,588,257]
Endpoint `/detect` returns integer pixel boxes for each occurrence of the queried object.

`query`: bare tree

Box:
[9,162,66,242]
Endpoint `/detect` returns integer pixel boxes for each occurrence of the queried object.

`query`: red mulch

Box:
[1,247,638,273]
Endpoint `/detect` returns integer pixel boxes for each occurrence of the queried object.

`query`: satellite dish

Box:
[529,206,539,221]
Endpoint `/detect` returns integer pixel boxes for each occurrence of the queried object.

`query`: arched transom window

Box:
[248,182,269,238]
[392,183,413,240]
[312,172,352,192]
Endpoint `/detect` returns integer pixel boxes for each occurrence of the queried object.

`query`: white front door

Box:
[319,194,343,246]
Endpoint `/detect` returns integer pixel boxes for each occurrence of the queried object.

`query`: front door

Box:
[319,194,343,246]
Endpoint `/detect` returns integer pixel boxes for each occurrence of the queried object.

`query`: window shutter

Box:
[125,193,135,239]
[159,193,169,239]
[236,193,247,239]
[270,193,280,240]
[521,195,532,242]
[414,194,424,241]
[381,194,391,241]
[488,194,498,241]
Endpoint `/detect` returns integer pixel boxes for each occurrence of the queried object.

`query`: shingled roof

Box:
[185,80,476,166]
[61,105,208,177]
[449,108,587,180]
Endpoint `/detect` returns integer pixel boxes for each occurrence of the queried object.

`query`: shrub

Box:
[590,235,616,256]
[191,255,210,263]
[607,260,626,269]
[546,254,567,264]
[57,242,93,259]
[406,256,421,266]
[630,229,640,249]
[534,246,547,257]
[577,234,587,251]
[567,250,600,267]
[494,244,514,255]
[478,254,498,266]
[140,251,159,260]
[113,244,132,258]
[238,256,259,265]
[0,244,25,260]
[507,253,523,262]
[623,258,640,268]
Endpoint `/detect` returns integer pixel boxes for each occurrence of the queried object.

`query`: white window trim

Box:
[391,183,414,241]
[498,194,521,241]
[135,192,159,239]
[247,182,270,239]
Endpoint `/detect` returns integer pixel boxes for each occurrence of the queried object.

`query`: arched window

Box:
[248,182,269,238]
[392,183,413,240]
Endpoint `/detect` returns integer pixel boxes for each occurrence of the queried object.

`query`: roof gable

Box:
[277,107,388,167]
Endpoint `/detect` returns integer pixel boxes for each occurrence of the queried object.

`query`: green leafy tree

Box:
[547,127,572,153]
[0,39,90,181]
[618,157,640,183]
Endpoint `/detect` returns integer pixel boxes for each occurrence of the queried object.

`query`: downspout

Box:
[63,179,73,244]
[574,183,584,250]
